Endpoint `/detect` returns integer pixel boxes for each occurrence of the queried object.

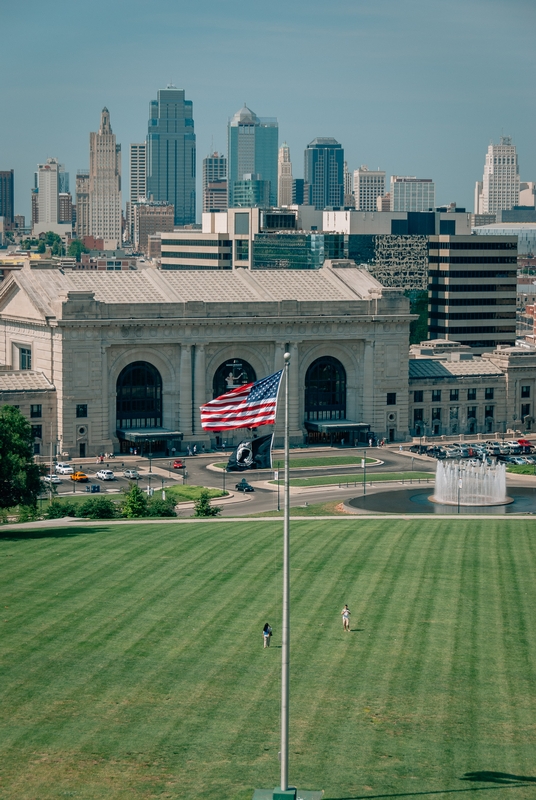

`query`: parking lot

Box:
[45,460,187,498]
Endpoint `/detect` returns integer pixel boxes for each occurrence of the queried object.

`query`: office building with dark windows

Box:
[304,138,344,210]
[0,170,14,227]
[146,85,196,226]
[428,235,517,353]
[228,105,278,208]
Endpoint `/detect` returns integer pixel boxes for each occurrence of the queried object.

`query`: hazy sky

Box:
[2,0,535,219]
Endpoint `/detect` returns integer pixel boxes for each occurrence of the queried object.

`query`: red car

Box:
[173,459,185,469]
[518,439,533,452]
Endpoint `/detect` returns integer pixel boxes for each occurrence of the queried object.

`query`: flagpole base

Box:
[252,789,323,799]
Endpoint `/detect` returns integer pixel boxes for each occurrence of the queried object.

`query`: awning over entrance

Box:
[304,420,370,434]
[116,428,182,443]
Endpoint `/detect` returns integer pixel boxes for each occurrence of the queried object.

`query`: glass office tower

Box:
[304,138,344,210]
[146,85,196,226]
[228,105,278,208]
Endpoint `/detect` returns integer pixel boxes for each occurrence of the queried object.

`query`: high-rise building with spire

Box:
[89,108,122,247]
[475,136,520,214]
[278,143,293,207]
[228,105,278,208]
[146,85,196,226]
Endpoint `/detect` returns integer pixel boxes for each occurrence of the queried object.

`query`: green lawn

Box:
[271,470,433,487]
[1,519,535,799]
[214,455,377,470]
[507,464,536,475]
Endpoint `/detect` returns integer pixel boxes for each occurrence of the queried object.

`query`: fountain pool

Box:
[431,459,511,506]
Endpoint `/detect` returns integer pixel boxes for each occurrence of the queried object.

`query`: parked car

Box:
[517,439,533,452]
[505,441,521,454]
[511,457,528,465]
[235,478,254,492]
[70,471,89,482]
[409,445,427,454]
[123,469,140,480]
[173,459,185,469]
[43,474,62,484]
[96,469,115,481]
[55,462,74,475]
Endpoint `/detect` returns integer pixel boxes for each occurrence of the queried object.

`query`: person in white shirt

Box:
[341,605,351,631]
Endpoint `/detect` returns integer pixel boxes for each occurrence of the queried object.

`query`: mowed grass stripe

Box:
[4,524,286,752]
[1,520,536,800]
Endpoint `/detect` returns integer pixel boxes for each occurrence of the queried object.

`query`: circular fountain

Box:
[431,459,512,507]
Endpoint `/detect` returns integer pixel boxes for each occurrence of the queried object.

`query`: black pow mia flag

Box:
[226,433,274,471]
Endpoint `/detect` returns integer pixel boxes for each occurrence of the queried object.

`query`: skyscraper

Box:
[34,158,59,235]
[75,171,90,238]
[0,170,14,226]
[228,105,278,208]
[278,143,293,207]
[343,161,354,207]
[146,85,196,226]
[89,108,122,247]
[475,136,520,214]
[130,143,147,203]
[304,138,344,210]
[202,152,227,213]
[354,166,385,212]
[390,176,435,212]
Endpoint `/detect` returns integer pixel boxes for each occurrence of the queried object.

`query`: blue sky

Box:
[2,0,535,219]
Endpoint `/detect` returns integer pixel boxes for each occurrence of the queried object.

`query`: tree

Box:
[147,497,177,517]
[37,240,46,253]
[193,490,222,517]
[121,484,148,518]
[0,406,43,510]
[79,497,118,519]
[405,290,428,345]
[68,239,88,262]
[45,499,79,519]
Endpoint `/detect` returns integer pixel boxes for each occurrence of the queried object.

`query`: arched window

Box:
[116,361,162,429]
[213,358,256,399]
[305,357,346,421]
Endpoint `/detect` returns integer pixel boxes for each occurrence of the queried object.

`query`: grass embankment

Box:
[271,470,433,487]
[1,519,535,799]
[38,484,225,510]
[214,455,377,470]
[507,464,536,475]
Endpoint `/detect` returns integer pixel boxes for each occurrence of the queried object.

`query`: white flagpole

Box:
[281,351,291,791]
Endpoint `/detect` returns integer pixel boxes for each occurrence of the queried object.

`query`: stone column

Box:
[193,344,206,435]
[179,344,193,437]
[362,339,375,430]
[289,341,302,441]
[274,341,286,372]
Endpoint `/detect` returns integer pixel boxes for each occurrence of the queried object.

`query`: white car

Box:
[96,469,115,481]
[55,462,74,475]
[123,469,140,480]
[43,474,62,484]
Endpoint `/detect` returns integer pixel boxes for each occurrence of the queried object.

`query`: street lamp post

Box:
[457,478,462,514]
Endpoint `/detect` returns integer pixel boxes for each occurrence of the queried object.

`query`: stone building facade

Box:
[0,261,413,458]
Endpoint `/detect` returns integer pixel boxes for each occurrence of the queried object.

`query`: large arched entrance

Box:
[213,358,256,399]
[116,361,164,454]
[305,356,351,444]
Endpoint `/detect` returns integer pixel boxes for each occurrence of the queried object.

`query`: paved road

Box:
[154,446,436,517]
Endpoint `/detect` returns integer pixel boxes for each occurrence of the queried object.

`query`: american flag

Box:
[200,370,283,431]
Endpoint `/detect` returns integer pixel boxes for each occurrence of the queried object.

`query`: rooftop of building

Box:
[409,359,503,380]
[0,370,55,392]
[0,260,400,319]
[307,138,341,147]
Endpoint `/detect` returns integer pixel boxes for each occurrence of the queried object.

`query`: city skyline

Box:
[1,0,534,220]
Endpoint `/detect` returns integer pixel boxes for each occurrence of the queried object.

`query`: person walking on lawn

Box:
[341,605,351,631]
